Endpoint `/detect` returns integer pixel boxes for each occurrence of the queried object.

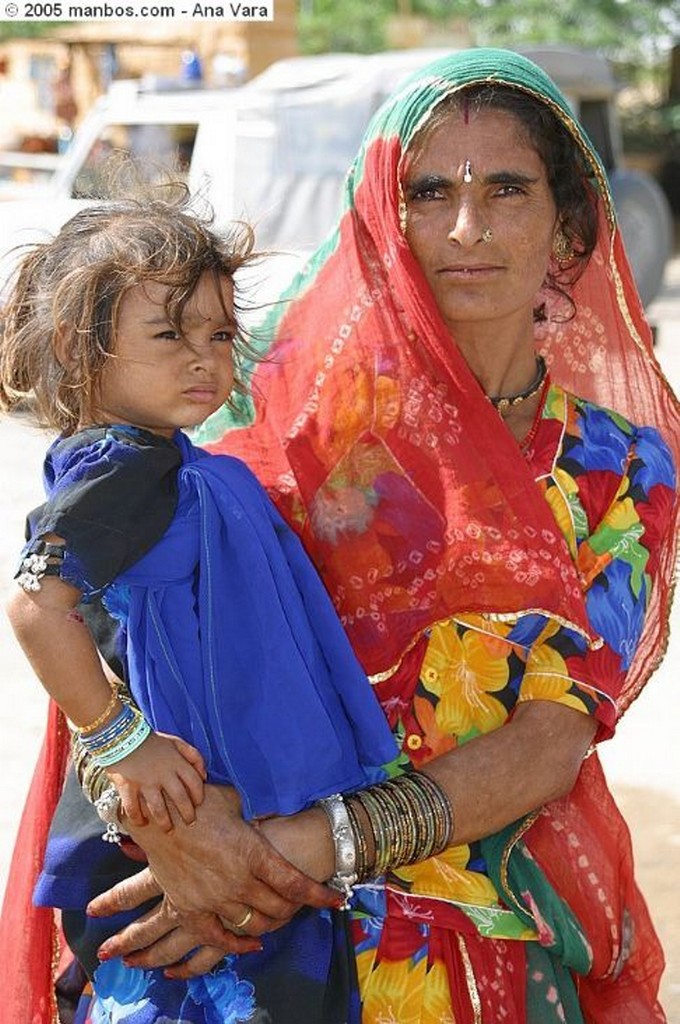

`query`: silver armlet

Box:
[317,793,357,909]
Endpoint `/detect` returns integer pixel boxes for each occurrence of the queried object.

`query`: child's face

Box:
[91,272,236,437]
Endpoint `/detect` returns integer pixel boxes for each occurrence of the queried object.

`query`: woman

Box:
[4,48,679,1023]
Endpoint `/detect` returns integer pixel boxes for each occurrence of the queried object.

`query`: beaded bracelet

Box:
[76,701,152,767]
[90,715,152,767]
[77,701,137,752]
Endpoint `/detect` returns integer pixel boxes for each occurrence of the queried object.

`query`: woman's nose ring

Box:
[447,226,493,243]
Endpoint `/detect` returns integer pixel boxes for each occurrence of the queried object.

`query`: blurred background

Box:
[0,0,678,220]
[0,2,679,1018]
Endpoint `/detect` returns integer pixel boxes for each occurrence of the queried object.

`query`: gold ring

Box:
[233,907,254,930]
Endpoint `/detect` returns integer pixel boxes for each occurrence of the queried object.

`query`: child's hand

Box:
[106,731,207,833]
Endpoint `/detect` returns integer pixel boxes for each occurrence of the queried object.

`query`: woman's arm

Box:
[88,697,594,974]
[259,698,595,868]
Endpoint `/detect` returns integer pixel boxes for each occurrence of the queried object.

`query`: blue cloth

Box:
[31,425,396,1020]
[33,425,395,907]
[118,431,396,817]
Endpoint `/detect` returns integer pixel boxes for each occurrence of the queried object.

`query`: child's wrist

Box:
[77,702,152,767]
[78,687,122,735]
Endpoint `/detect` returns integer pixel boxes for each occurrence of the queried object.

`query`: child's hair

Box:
[0,180,256,434]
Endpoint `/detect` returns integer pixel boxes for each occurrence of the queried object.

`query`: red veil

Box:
[205,52,678,715]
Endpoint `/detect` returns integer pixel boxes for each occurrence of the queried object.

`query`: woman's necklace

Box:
[488,355,548,416]
[519,373,550,455]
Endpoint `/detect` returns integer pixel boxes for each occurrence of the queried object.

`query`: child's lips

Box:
[184,385,218,402]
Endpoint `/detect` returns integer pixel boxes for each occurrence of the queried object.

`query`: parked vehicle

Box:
[0,46,673,308]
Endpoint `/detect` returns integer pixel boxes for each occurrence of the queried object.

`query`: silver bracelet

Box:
[94,785,129,845]
[317,793,357,909]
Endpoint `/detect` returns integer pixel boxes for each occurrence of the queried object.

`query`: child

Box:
[0,186,396,1023]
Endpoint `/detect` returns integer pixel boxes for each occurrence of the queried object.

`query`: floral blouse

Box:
[368,383,676,940]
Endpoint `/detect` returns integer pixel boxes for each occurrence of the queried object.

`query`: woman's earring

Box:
[481,227,493,243]
[553,229,575,263]
[398,182,408,235]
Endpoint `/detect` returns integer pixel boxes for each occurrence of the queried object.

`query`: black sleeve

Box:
[23,426,182,596]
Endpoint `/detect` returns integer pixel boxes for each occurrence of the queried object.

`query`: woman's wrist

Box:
[257,808,335,883]
[322,771,454,888]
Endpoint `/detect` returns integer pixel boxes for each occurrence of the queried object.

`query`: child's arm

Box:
[6,566,206,831]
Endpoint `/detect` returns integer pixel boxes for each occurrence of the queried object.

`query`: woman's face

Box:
[403,106,559,338]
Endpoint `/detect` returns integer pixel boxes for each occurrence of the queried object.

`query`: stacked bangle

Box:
[76,700,151,767]
[72,685,139,844]
[350,771,453,878]
[317,771,454,902]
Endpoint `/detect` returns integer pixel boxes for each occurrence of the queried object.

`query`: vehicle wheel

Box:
[610,169,673,308]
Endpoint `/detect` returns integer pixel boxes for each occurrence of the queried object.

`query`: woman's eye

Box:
[155,330,181,341]
[213,330,235,343]
[494,184,526,198]
[407,186,443,203]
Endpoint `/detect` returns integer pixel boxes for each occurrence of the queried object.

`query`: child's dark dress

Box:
[23,424,396,1024]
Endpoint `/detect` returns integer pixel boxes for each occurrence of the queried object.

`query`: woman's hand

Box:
[88,784,341,952]
[92,868,261,972]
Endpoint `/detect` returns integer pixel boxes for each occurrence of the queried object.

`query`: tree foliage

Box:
[0,23,57,39]
[299,0,679,65]
[299,0,393,54]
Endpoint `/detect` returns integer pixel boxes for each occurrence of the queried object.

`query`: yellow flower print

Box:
[422,625,509,737]
[523,639,568,679]
[355,946,379,1001]
[521,642,589,714]
[361,955,428,1024]
[421,960,455,1024]
[601,494,637,533]
[395,844,499,907]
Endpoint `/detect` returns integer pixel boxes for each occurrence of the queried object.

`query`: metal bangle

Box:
[317,793,358,909]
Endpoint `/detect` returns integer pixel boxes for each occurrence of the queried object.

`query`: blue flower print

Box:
[632,427,676,492]
[577,404,631,474]
[586,559,646,669]
[187,960,256,1023]
[91,958,152,1022]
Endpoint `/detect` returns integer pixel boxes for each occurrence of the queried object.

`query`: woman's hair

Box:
[407,84,599,318]
[0,180,256,433]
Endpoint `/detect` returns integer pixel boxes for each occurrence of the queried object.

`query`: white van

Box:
[0,46,673,307]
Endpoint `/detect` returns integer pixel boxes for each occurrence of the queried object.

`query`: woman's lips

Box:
[437,264,502,277]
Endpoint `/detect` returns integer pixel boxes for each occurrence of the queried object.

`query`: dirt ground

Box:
[612,784,680,1020]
